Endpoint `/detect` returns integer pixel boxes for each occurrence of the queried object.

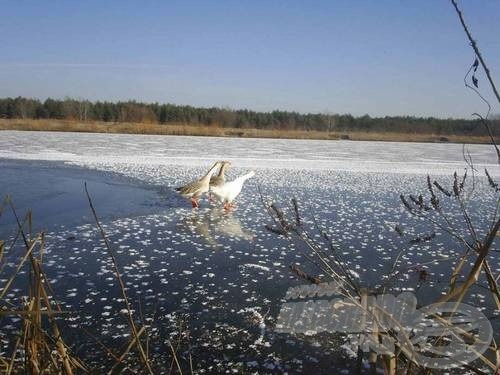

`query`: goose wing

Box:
[211,179,241,202]
[176,180,204,196]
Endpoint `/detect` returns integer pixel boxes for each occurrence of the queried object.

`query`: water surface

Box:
[0,131,497,373]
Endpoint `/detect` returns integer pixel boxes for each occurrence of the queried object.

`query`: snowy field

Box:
[0,131,498,373]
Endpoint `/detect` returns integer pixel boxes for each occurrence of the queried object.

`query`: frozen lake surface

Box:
[0,131,498,373]
[0,130,498,175]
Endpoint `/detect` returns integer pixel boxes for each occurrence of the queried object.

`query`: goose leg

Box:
[190,198,199,208]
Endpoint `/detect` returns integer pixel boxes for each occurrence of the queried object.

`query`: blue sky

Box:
[1,1,499,118]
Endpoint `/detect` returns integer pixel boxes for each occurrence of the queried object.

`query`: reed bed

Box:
[0,194,192,374]
[0,118,496,144]
[0,200,86,374]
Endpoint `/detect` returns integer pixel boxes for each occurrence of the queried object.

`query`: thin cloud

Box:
[0,62,176,69]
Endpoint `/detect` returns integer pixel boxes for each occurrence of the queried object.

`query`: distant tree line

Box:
[0,96,498,136]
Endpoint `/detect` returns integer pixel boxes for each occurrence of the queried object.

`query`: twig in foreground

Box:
[84,182,153,374]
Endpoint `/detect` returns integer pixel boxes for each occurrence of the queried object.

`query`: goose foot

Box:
[190,199,200,208]
[224,202,235,211]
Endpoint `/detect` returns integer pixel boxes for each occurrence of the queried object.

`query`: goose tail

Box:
[242,171,255,180]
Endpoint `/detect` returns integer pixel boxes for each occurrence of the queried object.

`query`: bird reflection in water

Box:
[178,207,254,247]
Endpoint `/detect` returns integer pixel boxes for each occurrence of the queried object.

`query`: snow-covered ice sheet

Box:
[1,131,498,372]
[0,130,498,175]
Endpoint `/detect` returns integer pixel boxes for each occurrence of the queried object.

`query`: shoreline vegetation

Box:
[0,118,497,144]
[0,96,499,143]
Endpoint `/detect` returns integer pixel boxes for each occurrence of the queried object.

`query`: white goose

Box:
[209,161,231,201]
[210,170,255,210]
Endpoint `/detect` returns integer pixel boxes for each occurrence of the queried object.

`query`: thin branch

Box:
[472,113,500,164]
[451,0,500,104]
[463,60,491,119]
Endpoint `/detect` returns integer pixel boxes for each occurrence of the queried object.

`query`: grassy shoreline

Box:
[0,118,497,144]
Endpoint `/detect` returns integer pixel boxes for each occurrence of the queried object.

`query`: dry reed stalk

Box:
[38,271,75,374]
[289,265,321,285]
[79,326,122,363]
[84,183,153,374]
[265,173,498,374]
[167,340,183,375]
[107,326,146,375]
[0,201,88,374]
[0,234,40,300]
[438,218,500,304]
[2,194,189,373]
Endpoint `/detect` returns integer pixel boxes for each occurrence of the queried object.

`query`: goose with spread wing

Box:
[176,161,221,208]
[210,170,255,210]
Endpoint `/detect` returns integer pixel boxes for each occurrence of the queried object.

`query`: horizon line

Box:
[0,95,493,121]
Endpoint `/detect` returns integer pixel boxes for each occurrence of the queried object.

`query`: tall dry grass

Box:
[0,118,496,144]
[0,201,86,374]
[0,194,191,374]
